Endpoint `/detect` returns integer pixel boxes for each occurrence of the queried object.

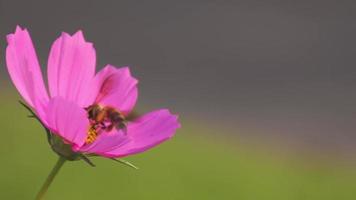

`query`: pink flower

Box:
[6,26,180,159]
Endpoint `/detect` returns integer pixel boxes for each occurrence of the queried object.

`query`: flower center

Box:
[85,104,126,144]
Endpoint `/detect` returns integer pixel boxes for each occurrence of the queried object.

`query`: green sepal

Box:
[19,100,52,144]
[78,154,96,167]
[110,158,139,170]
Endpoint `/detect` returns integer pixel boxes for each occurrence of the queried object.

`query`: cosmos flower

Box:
[6,26,180,162]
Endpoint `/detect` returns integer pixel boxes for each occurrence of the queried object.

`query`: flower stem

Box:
[35,156,66,200]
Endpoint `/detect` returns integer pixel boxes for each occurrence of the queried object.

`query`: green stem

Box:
[35,156,66,200]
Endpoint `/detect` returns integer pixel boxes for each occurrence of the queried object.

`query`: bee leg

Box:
[99,122,106,129]
[123,126,128,135]
[119,121,128,135]
[106,124,114,132]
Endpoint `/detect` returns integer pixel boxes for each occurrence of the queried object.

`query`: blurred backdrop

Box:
[1,0,356,199]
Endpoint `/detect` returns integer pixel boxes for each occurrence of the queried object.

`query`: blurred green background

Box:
[1,90,356,200]
[2,0,356,199]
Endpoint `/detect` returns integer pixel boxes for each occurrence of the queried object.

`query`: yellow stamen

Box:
[86,126,98,144]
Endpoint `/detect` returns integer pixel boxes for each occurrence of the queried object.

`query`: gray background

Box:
[1,0,356,155]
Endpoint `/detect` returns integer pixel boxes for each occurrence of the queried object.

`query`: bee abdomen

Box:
[86,126,98,144]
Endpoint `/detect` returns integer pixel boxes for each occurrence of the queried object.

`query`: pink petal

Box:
[47,31,96,108]
[78,129,130,155]
[93,65,138,115]
[6,26,49,116]
[46,97,89,150]
[98,109,180,158]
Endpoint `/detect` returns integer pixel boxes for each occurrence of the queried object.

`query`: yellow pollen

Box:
[86,126,98,144]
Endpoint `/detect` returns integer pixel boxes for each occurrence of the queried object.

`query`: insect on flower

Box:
[85,104,128,143]
[5,26,180,166]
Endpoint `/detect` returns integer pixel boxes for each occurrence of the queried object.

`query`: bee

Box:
[86,104,127,133]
